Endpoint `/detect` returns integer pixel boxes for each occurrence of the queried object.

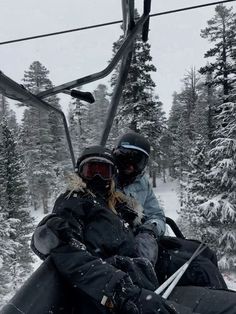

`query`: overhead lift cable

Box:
[0,0,235,46]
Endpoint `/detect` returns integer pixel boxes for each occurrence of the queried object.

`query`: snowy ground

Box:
[222,271,236,291]
[154,176,236,291]
[154,177,180,221]
[154,177,180,237]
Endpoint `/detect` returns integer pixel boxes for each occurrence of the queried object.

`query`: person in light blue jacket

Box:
[112,131,166,266]
[122,174,166,235]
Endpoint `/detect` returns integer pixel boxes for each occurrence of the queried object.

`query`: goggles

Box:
[113,147,148,172]
[79,157,115,180]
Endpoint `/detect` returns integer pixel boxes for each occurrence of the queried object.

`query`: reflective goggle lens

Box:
[80,161,114,180]
[113,147,147,171]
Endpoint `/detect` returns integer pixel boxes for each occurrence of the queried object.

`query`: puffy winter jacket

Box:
[31,190,159,309]
[31,190,236,314]
[120,175,166,237]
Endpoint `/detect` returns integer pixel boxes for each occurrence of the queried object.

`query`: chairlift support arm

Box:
[0,71,76,168]
[0,0,152,167]
[100,0,152,145]
[37,9,150,99]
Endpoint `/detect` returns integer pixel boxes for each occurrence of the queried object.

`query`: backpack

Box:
[155,236,227,289]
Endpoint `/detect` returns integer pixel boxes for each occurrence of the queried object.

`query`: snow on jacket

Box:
[120,174,166,237]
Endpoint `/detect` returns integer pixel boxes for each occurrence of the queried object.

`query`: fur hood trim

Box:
[66,174,94,198]
[113,192,144,226]
[125,196,144,226]
[66,174,143,224]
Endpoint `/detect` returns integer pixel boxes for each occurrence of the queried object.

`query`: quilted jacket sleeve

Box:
[31,193,131,306]
[123,175,166,237]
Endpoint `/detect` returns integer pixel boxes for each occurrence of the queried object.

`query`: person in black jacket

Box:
[32,145,178,314]
[31,145,236,314]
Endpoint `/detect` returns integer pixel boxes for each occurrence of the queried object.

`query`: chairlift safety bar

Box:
[155,242,207,299]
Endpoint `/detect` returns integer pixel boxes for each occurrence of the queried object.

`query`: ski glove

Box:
[114,278,177,314]
[32,215,82,258]
[134,231,159,265]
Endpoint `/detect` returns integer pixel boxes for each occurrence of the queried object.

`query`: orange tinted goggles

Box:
[80,161,114,180]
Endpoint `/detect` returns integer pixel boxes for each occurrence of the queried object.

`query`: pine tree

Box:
[68,98,87,159]
[167,92,184,178]
[111,29,157,133]
[0,119,34,306]
[200,5,236,100]
[199,102,236,269]
[0,94,10,122]
[181,101,236,268]
[110,11,166,178]
[48,101,71,194]
[68,96,95,159]
[68,84,111,157]
[177,76,217,239]
[173,113,193,208]
[0,210,19,307]
[140,95,167,181]
[177,138,211,240]
[92,84,110,144]
[191,71,218,142]
[23,61,52,93]
[21,106,54,212]
[0,94,18,133]
[21,61,69,212]
[167,69,202,179]
[178,7,236,262]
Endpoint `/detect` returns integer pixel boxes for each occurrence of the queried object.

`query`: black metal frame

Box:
[166,217,185,239]
[0,71,77,166]
[0,0,151,169]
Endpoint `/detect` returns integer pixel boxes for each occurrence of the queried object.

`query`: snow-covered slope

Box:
[154,177,180,221]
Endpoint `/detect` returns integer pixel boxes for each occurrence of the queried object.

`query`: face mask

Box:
[86,174,111,197]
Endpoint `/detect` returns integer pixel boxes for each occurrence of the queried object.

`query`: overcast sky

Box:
[0,0,235,117]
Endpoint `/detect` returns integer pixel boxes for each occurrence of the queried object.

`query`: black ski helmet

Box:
[116,132,150,157]
[75,145,115,196]
[76,145,114,171]
[113,132,150,180]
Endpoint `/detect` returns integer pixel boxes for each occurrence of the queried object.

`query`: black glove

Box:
[114,278,176,314]
[106,255,159,290]
[134,231,159,265]
[45,216,75,242]
[32,216,80,258]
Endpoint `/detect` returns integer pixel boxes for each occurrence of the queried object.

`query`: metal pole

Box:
[37,13,148,99]
[0,71,76,168]
[100,50,133,146]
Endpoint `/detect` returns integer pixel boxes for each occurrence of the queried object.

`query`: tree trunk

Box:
[42,191,49,214]
[222,21,229,99]
[162,168,166,183]
[152,169,156,188]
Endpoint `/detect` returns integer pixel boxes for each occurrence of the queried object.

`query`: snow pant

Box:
[71,289,109,314]
[70,288,203,314]
[168,286,236,314]
[71,286,236,314]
